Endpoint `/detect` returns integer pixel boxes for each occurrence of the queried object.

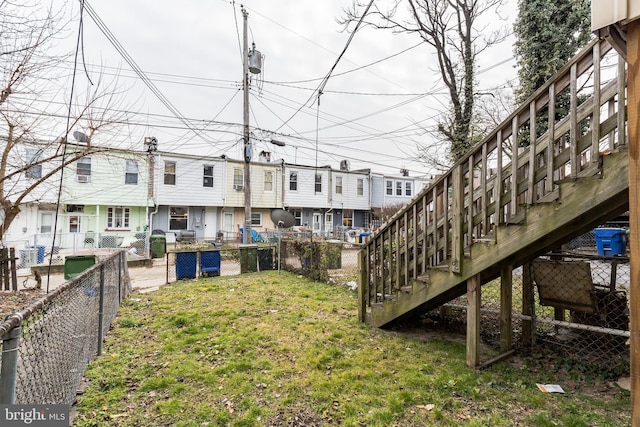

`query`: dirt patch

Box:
[0,288,46,318]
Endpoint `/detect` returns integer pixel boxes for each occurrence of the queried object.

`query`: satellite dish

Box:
[73,131,89,143]
[271,209,295,228]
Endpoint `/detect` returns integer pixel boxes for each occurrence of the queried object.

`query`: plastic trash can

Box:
[64,255,98,280]
[359,233,371,244]
[150,234,166,258]
[258,247,273,271]
[593,228,627,256]
[32,245,45,264]
[200,249,221,277]
[175,251,197,280]
[239,244,258,273]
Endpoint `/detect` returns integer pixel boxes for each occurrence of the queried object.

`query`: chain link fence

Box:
[0,251,131,405]
[165,239,361,290]
[423,250,630,377]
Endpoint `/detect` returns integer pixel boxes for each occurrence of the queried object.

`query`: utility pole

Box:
[242,6,252,244]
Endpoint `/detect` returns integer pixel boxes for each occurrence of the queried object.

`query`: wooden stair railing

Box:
[359,37,627,328]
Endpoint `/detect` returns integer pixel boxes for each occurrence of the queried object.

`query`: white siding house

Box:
[152,152,226,241]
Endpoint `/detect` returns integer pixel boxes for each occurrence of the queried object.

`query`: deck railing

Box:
[361,38,626,313]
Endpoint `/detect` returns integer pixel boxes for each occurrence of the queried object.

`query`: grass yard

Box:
[73,271,630,426]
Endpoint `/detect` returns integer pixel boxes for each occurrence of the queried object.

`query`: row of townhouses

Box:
[4,142,431,253]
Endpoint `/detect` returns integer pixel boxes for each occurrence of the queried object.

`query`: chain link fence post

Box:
[97,265,105,357]
[0,315,22,404]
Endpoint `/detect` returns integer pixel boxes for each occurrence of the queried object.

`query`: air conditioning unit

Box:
[76,175,91,183]
[233,184,244,191]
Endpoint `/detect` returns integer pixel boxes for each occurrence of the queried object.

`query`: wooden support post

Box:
[626,19,640,427]
[357,250,367,322]
[451,165,463,274]
[522,262,534,346]
[500,266,513,353]
[466,273,481,368]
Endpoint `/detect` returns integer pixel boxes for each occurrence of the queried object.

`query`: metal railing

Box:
[0,251,130,405]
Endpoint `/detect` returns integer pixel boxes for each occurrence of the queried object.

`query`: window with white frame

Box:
[125,160,138,185]
[395,181,402,196]
[251,212,262,226]
[289,172,298,191]
[107,207,130,229]
[342,209,353,227]
[264,171,273,192]
[315,173,322,193]
[292,209,302,226]
[169,206,188,230]
[203,165,214,187]
[25,148,42,179]
[405,181,412,197]
[233,168,244,190]
[357,178,364,196]
[77,157,91,182]
[164,161,176,185]
[386,180,393,195]
[335,176,343,194]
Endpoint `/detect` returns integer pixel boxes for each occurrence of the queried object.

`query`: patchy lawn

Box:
[73,271,630,426]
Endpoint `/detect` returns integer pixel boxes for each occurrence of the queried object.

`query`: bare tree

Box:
[0,1,135,240]
[340,0,508,166]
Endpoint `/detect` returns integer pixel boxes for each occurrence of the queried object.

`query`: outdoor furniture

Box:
[531,259,628,330]
[84,231,95,247]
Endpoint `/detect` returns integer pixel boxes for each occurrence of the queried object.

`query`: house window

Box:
[25,148,42,179]
[107,207,130,229]
[125,160,138,185]
[264,171,273,192]
[77,157,91,182]
[357,178,364,196]
[386,180,393,195]
[342,209,354,227]
[289,172,298,191]
[396,181,402,196]
[203,165,214,187]
[233,168,244,190]
[164,161,176,185]
[292,209,302,226]
[335,176,343,195]
[169,207,188,230]
[405,181,412,197]
[315,174,322,193]
[251,212,262,226]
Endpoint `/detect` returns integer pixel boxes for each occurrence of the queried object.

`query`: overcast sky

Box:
[71,0,519,177]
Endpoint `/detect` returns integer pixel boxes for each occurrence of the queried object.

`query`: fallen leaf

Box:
[416,404,435,411]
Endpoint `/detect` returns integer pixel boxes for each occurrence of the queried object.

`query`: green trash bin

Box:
[239,244,258,273]
[64,255,98,280]
[150,234,166,258]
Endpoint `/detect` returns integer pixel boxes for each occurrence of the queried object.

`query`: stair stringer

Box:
[366,151,629,328]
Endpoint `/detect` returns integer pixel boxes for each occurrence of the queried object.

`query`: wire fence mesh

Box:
[165,239,361,290]
[423,251,630,377]
[0,251,131,405]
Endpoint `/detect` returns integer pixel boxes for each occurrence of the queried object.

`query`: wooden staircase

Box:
[358,38,629,329]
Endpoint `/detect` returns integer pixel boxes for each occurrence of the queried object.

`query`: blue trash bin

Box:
[31,245,45,264]
[593,228,627,256]
[175,251,197,280]
[200,249,221,277]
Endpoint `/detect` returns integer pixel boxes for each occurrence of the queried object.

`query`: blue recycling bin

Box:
[175,251,197,280]
[593,228,627,256]
[32,245,45,264]
[359,232,372,243]
[200,249,221,277]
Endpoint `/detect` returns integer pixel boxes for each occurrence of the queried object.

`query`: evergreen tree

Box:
[514,0,591,103]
